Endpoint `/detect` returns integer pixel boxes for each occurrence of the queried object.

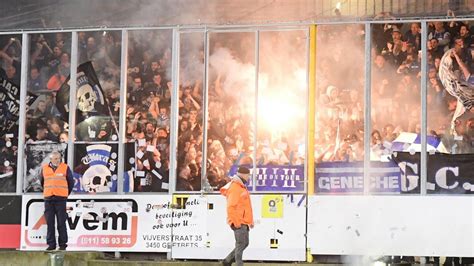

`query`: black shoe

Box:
[58,245,67,251]
[221,260,231,266]
[46,246,56,251]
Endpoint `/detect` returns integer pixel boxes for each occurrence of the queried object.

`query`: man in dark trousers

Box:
[40,151,74,251]
[220,166,254,266]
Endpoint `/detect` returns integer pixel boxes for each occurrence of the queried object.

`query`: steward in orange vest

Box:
[39,151,73,251]
[220,166,254,266]
[41,162,73,198]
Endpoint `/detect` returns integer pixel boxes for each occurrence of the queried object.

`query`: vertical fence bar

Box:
[16,33,29,194]
[200,30,210,192]
[307,25,317,195]
[253,30,260,192]
[303,27,310,194]
[117,29,128,194]
[363,23,372,195]
[67,32,78,180]
[420,20,428,195]
[169,28,180,194]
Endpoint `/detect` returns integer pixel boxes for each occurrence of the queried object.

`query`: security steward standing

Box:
[220,166,254,266]
[40,151,74,251]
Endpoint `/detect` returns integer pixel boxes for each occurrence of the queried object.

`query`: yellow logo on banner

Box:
[172,195,189,209]
[261,195,283,218]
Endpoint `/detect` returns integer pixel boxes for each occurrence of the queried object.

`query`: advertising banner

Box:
[171,194,307,261]
[0,196,21,249]
[21,195,207,252]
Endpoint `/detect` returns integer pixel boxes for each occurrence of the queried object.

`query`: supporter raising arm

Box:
[148,96,161,120]
[452,49,474,85]
[2,37,21,53]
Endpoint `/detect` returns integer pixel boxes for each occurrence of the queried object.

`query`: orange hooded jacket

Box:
[220,175,254,228]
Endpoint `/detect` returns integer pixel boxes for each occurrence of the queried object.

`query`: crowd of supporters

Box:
[24,31,123,144]
[126,30,172,192]
[315,19,474,164]
[25,33,70,143]
[2,19,473,193]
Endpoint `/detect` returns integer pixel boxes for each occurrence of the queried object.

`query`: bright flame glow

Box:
[258,96,297,129]
[336,2,342,9]
[257,68,307,133]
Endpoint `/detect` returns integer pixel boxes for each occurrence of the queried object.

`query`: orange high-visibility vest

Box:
[43,163,69,198]
[220,179,253,228]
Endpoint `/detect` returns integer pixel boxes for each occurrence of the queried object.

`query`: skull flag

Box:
[73,143,118,193]
[56,61,114,127]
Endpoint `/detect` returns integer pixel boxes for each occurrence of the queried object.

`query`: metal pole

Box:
[253,30,259,192]
[363,23,372,195]
[420,20,428,195]
[4,19,474,34]
[307,25,317,195]
[200,30,210,192]
[169,28,180,194]
[67,32,78,181]
[16,33,29,194]
[117,29,128,194]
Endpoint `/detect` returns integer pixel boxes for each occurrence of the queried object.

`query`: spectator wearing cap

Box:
[384,26,407,66]
[220,166,254,266]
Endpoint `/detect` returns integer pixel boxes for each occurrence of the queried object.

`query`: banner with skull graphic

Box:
[73,143,118,193]
[56,62,118,141]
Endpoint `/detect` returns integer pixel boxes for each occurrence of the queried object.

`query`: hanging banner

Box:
[228,164,305,192]
[0,74,20,137]
[0,73,37,138]
[56,61,118,141]
[0,70,36,193]
[24,142,67,192]
[316,152,474,194]
[315,161,403,194]
[20,195,207,252]
[73,143,118,193]
[392,152,474,194]
[130,140,169,193]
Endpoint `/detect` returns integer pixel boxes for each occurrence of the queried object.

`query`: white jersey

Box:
[439,49,474,110]
[438,49,474,134]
